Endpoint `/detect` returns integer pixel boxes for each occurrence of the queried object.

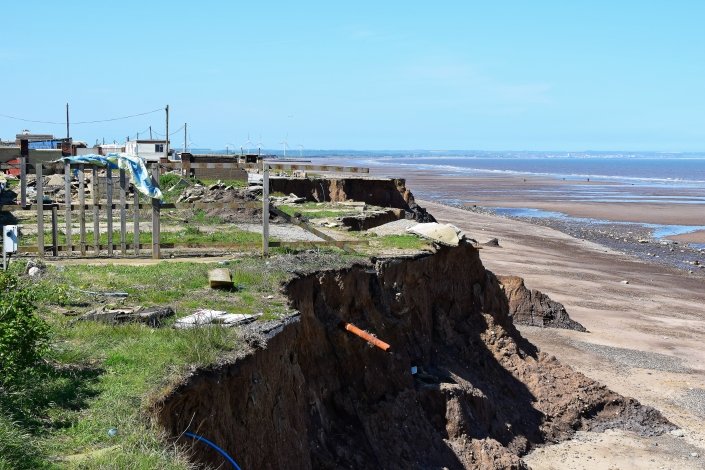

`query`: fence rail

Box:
[2,154,371,259]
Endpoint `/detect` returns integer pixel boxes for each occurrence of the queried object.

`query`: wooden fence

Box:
[1,156,370,259]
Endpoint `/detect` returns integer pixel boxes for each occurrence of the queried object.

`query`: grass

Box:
[0,257,294,469]
[373,234,431,251]
[277,203,360,220]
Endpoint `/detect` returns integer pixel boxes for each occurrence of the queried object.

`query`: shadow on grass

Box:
[1,362,104,433]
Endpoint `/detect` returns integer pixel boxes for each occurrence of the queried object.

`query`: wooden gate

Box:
[4,157,162,259]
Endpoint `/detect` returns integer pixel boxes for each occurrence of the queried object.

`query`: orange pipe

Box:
[343,322,391,352]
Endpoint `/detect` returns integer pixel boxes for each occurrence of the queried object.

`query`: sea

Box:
[303,151,705,250]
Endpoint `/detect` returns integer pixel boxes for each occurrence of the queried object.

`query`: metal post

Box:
[165,105,169,160]
[262,163,269,256]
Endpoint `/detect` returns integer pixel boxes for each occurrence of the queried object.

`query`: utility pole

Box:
[165,105,169,159]
[183,122,187,153]
[66,103,70,139]
[149,126,152,139]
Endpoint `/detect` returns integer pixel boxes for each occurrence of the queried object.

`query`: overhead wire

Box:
[0,107,164,126]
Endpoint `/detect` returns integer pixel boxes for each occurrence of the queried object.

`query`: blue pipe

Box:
[184,431,242,470]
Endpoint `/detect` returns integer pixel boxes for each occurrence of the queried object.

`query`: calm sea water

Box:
[351,153,705,186]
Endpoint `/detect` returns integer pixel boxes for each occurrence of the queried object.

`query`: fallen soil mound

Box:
[497,275,587,331]
[154,244,672,469]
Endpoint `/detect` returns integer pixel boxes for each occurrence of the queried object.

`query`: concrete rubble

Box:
[79,305,175,327]
[175,180,259,205]
[174,309,259,329]
[407,222,467,246]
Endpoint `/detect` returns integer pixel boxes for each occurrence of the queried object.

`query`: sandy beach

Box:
[367,167,705,227]
[421,200,705,469]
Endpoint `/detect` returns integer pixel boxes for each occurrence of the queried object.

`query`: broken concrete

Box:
[79,306,175,327]
[174,309,258,329]
[407,222,466,246]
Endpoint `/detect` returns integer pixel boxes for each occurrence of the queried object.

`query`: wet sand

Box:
[422,200,705,469]
[368,167,705,227]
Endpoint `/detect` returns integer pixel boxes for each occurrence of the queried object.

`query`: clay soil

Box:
[155,242,676,469]
[422,200,705,469]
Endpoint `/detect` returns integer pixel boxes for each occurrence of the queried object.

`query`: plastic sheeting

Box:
[58,153,163,199]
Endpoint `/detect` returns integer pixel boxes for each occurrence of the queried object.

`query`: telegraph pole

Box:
[66,103,70,139]
[165,105,169,159]
[183,122,187,153]
[149,126,152,139]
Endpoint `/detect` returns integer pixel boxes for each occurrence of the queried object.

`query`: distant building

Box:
[98,143,125,154]
[125,139,170,161]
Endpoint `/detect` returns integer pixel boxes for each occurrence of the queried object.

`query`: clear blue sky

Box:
[1,1,704,151]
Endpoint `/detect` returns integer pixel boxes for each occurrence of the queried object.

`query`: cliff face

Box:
[270,177,435,222]
[497,275,587,331]
[154,244,672,469]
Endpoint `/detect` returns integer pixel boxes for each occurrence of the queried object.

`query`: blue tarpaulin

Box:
[58,154,163,199]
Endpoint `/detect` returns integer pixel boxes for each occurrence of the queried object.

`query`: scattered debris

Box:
[209,269,234,289]
[407,222,466,246]
[79,306,175,327]
[483,237,501,247]
[28,266,42,278]
[79,289,129,298]
[174,309,259,329]
[270,193,307,204]
[621,280,630,285]
[343,322,391,351]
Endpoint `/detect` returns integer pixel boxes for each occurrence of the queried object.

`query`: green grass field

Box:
[0,258,293,469]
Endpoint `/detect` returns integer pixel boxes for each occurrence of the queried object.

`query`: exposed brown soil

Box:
[498,275,587,331]
[154,244,672,469]
[270,177,436,222]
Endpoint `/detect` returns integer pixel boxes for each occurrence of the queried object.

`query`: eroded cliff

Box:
[154,243,672,469]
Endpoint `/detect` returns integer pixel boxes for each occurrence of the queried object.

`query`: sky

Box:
[1,1,704,152]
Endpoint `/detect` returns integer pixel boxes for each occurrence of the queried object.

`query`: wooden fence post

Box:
[119,169,127,255]
[262,163,269,256]
[106,166,113,256]
[64,160,72,253]
[51,205,58,257]
[151,164,160,259]
[133,186,140,255]
[36,163,44,257]
[78,164,86,255]
[92,167,100,254]
[19,155,27,207]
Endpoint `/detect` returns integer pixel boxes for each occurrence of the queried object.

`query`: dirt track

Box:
[421,200,705,469]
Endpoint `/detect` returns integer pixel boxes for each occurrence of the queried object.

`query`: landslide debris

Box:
[154,243,672,469]
[497,275,587,331]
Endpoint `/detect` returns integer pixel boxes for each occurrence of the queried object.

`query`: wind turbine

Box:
[279,135,289,157]
[257,135,264,156]
[244,134,253,154]
[298,144,304,158]
[225,143,237,155]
